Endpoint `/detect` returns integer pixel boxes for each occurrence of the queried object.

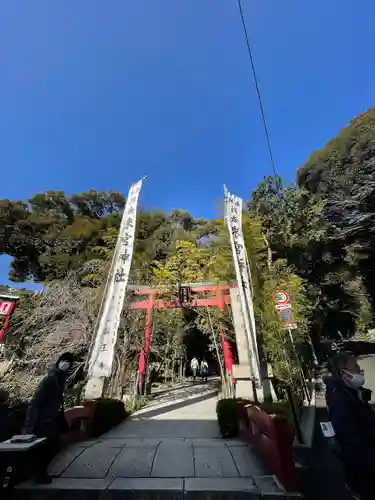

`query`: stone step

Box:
[15,475,302,499]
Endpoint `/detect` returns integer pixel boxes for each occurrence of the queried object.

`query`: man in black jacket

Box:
[326,352,375,498]
[23,352,74,483]
[0,389,10,443]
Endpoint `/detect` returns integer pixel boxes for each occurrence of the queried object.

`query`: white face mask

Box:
[58,361,71,372]
[342,370,365,389]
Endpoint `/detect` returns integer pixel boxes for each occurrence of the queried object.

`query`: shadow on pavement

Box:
[149,382,195,399]
[145,381,216,408]
[357,353,375,361]
[343,340,375,356]
[132,391,217,420]
[103,418,220,439]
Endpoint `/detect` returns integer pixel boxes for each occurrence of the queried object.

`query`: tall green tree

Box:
[250,174,361,341]
[298,107,375,325]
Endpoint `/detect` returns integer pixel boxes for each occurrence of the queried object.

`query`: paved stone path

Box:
[17,381,291,498]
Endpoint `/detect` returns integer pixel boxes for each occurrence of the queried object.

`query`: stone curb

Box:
[293,379,318,484]
[15,475,301,499]
[293,379,317,450]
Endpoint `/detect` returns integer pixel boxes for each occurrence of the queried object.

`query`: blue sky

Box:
[1,0,375,286]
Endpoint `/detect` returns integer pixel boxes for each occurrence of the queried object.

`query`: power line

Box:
[237,0,278,181]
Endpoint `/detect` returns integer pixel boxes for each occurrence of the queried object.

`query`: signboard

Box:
[275,290,297,329]
[278,307,297,330]
[0,300,15,316]
[0,298,17,343]
[179,286,191,305]
[275,303,291,311]
[275,290,289,306]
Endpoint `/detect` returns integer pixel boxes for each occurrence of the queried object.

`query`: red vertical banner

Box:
[138,292,154,393]
[217,287,234,375]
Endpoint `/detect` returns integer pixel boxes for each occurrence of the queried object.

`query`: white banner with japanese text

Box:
[224,187,261,387]
[88,179,143,379]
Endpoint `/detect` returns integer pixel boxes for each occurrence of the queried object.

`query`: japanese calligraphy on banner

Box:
[88,179,143,379]
[224,186,261,387]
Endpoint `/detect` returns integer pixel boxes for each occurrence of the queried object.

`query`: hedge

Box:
[216,397,296,440]
[90,398,129,437]
[216,398,238,438]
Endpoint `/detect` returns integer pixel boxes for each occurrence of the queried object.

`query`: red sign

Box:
[0,300,15,316]
[275,290,289,305]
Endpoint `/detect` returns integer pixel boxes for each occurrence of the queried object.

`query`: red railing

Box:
[236,400,297,492]
[62,402,95,445]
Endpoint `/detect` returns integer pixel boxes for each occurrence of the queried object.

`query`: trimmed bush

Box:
[259,400,290,418]
[90,398,129,437]
[216,398,238,438]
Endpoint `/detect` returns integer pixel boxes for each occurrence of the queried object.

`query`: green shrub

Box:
[90,398,129,437]
[258,400,297,436]
[259,400,290,417]
[124,395,149,413]
[216,398,238,438]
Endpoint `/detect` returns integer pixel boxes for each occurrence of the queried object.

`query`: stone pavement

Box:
[17,380,294,499]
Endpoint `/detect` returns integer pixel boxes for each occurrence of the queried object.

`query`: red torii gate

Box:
[130,282,236,392]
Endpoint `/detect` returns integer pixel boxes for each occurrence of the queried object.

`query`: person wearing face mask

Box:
[23,352,74,484]
[326,352,375,498]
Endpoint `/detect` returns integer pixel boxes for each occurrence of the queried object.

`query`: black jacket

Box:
[23,364,67,438]
[325,376,375,467]
[0,403,11,442]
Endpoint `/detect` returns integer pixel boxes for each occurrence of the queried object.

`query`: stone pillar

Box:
[230,288,276,402]
[230,288,254,399]
[231,288,252,366]
[84,377,105,400]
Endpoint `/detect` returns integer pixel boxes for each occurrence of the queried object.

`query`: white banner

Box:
[224,187,261,387]
[88,179,143,378]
